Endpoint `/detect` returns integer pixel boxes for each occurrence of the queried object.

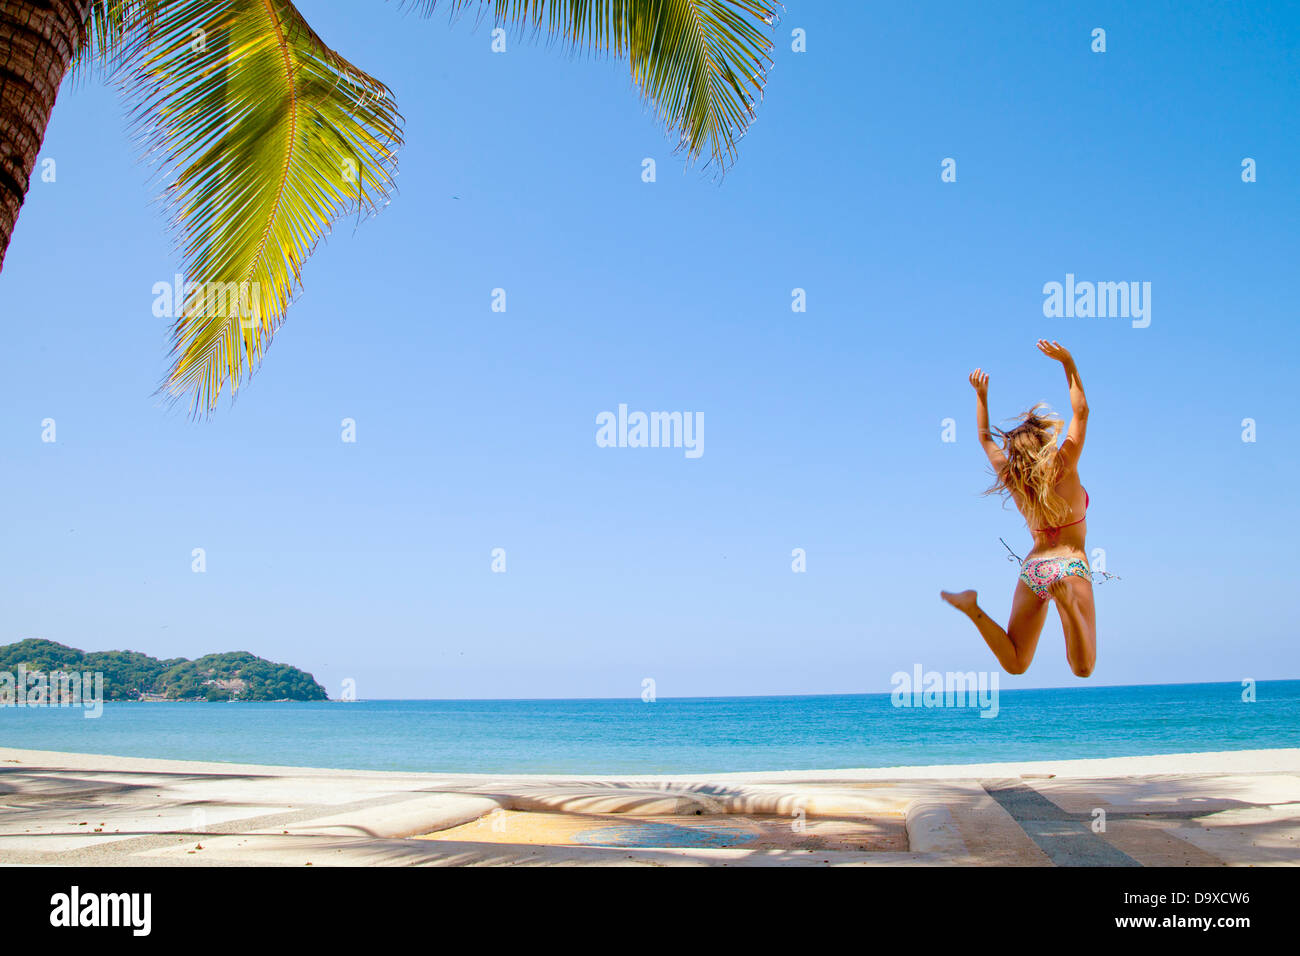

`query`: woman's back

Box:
[1024,459,1087,555]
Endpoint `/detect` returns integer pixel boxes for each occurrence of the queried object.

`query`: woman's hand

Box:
[969,368,989,396]
[1036,339,1074,365]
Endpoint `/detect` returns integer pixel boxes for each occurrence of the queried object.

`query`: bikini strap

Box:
[1035,489,1089,534]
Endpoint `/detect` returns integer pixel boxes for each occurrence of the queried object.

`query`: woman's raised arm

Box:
[969,368,1006,470]
[1037,340,1088,466]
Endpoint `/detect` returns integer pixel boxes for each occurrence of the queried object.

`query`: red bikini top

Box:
[1036,489,1089,534]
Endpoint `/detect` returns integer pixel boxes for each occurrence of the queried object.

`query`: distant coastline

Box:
[0,638,327,702]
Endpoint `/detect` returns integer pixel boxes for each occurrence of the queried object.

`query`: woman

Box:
[941,340,1096,677]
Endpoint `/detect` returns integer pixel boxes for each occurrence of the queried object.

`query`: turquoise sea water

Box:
[2,681,1297,774]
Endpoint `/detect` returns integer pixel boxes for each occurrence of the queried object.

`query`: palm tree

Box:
[0,0,777,414]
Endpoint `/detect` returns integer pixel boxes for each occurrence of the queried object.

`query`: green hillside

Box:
[0,639,328,702]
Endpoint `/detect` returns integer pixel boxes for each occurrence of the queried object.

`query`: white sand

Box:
[1,746,1296,866]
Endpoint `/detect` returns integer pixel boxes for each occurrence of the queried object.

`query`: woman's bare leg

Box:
[941,582,1049,674]
[1048,576,1096,677]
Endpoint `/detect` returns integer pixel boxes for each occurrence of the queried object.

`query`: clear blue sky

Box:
[1,1,1297,698]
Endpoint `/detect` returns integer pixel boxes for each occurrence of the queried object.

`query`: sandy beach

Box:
[1,746,1296,866]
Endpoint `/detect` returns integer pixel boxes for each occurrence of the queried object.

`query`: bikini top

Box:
[1035,489,1089,534]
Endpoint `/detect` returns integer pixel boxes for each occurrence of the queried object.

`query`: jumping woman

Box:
[941,340,1096,678]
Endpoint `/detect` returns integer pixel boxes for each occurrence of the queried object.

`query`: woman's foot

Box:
[940,589,979,614]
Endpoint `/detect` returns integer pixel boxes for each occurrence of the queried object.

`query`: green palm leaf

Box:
[70,0,774,416]
[70,1,163,81]
[119,0,402,415]
[414,0,779,171]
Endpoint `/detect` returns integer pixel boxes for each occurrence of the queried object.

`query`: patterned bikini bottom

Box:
[1020,555,1092,600]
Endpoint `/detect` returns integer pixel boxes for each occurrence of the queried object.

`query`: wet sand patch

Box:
[417,808,906,851]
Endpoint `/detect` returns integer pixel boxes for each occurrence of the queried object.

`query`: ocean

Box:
[2,681,1297,774]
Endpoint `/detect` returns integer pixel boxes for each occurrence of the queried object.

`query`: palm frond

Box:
[119,0,402,415]
[69,1,163,82]
[409,0,779,172]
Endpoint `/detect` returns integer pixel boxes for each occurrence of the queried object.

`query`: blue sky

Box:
[1,0,1297,698]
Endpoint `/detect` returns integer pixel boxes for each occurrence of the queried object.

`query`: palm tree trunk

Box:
[0,0,90,271]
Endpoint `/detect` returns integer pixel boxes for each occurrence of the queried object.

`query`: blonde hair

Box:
[984,404,1070,529]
